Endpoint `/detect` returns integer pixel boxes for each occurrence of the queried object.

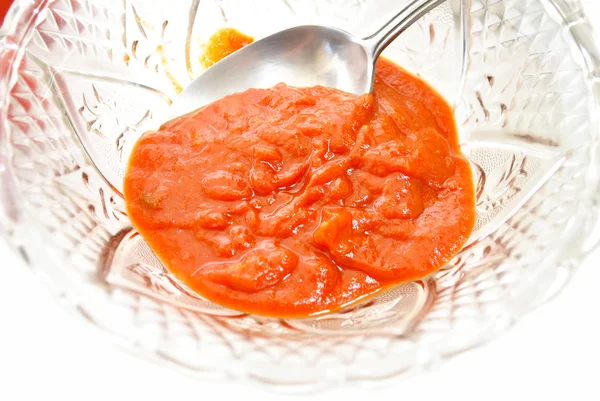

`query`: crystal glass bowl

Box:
[1,0,599,392]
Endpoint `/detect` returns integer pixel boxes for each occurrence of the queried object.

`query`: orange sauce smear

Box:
[200,28,254,68]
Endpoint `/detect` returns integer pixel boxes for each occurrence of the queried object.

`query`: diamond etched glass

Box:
[1,0,599,391]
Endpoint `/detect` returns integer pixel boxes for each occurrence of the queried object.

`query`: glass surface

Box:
[1,0,599,391]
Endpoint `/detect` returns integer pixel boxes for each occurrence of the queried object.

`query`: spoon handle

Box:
[362,0,448,60]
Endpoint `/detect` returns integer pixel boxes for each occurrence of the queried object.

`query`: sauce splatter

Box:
[157,45,183,94]
[200,27,254,68]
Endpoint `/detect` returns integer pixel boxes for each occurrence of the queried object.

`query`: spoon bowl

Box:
[166,26,371,120]
[167,0,446,120]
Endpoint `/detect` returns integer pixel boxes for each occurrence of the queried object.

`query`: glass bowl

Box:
[1,0,599,392]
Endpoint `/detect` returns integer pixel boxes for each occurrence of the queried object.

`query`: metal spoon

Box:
[167,0,446,120]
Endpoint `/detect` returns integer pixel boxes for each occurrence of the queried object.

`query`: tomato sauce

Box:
[124,30,475,318]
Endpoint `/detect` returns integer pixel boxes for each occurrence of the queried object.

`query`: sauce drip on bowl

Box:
[124,30,476,317]
[200,28,254,68]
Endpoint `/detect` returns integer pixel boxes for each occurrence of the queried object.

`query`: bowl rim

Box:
[1,0,600,391]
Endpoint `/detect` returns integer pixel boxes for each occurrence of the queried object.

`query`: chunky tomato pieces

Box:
[124,57,475,317]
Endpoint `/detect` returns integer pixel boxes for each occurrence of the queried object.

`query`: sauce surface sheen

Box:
[124,34,476,317]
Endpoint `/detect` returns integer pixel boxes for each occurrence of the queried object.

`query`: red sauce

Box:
[124,32,475,318]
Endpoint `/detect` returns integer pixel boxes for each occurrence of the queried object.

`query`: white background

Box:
[1,1,600,400]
